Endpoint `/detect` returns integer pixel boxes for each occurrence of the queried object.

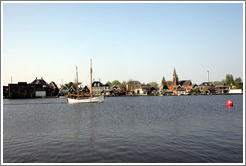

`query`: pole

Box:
[90,59,93,97]
[76,66,79,96]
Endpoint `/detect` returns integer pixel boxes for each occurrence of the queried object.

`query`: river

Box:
[3,95,244,163]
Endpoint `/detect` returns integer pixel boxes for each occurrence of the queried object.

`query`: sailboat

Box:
[67,59,105,104]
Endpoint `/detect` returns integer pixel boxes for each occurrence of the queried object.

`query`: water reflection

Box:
[226,107,232,132]
[88,104,95,146]
[73,109,82,139]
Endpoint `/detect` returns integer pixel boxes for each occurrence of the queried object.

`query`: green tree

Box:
[225,74,234,86]
[221,79,226,85]
[111,80,121,87]
[213,81,223,86]
[67,82,73,87]
[236,83,243,90]
[149,82,159,89]
[234,77,242,85]
[106,81,112,86]
[120,81,127,92]
[191,88,200,95]
[234,77,243,90]
[67,82,78,91]
[176,75,179,82]
[161,77,167,87]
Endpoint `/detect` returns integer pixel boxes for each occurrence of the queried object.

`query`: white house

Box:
[229,89,243,94]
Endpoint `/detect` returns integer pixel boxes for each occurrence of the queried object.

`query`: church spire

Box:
[173,68,177,76]
[173,68,177,86]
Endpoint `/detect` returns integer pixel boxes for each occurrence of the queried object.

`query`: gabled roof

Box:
[92,81,109,87]
[186,87,191,91]
[69,87,76,92]
[92,81,103,87]
[169,86,175,90]
[31,77,48,85]
[61,86,69,90]
[179,80,191,87]
[50,81,58,89]
[127,81,141,85]
[82,86,90,92]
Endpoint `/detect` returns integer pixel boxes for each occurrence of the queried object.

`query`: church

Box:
[168,68,192,95]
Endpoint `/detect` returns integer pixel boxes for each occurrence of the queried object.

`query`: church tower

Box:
[173,68,178,86]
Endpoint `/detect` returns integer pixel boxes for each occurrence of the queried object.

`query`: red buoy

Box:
[227,100,233,107]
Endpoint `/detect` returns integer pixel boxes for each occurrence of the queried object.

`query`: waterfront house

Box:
[198,82,216,94]
[31,77,48,97]
[126,81,144,95]
[49,81,59,96]
[68,86,76,94]
[82,85,90,93]
[31,77,58,97]
[8,82,36,98]
[110,85,123,96]
[92,81,110,96]
[142,84,151,95]
[59,84,69,96]
[216,85,230,94]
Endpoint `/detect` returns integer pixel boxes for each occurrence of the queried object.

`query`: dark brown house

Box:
[7,77,58,98]
[8,82,35,98]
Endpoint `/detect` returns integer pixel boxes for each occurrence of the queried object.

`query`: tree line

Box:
[212,74,243,90]
[67,74,243,91]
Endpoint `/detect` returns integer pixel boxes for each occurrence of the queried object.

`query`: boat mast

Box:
[90,59,93,97]
[76,66,79,96]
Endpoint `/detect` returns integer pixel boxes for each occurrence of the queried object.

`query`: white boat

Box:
[67,59,105,104]
[67,96,104,104]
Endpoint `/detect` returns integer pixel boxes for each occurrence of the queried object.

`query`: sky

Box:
[2,2,244,86]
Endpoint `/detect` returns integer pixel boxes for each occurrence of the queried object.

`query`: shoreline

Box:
[2,93,243,99]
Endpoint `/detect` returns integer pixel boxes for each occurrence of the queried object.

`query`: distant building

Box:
[49,81,59,96]
[59,84,69,96]
[31,77,58,97]
[7,77,58,98]
[141,84,151,95]
[82,85,90,94]
[110,85,123,96]
[198,82,216,94]
[8,82,35,98]
[168,68,192,95]
[126,81,143,94]
[216,85,230,94]
[92,81,110,96]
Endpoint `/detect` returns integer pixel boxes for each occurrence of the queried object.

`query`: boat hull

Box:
[67,96,104,104]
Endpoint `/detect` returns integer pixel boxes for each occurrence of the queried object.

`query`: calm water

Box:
[3,95,244,163]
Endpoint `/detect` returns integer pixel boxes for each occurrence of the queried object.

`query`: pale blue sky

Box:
[2,2,244,86]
